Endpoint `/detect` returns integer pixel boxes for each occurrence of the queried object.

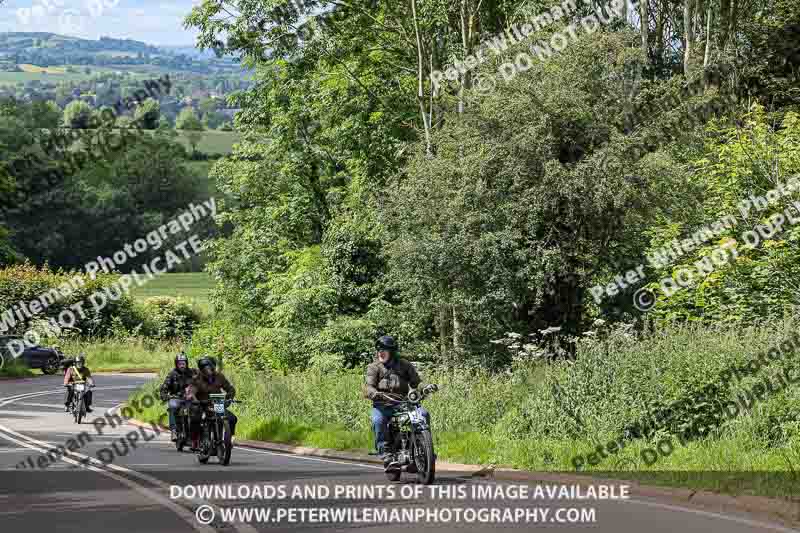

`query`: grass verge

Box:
[126,352,800,502]
[58,337,180,372]
[0,357,34,378]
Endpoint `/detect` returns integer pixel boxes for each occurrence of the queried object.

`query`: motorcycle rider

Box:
[159,352,196,442]
[364,335,431,472]
[63,354,94,413]
[187,356,237,450]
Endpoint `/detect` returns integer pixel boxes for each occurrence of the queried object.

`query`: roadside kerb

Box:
[124,414,800,528]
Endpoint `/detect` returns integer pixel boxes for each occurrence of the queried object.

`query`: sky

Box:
[1,0,202,45]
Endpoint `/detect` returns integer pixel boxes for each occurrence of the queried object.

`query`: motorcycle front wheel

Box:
[176,416,187,451]
[414,430,435,485]
[218,419,232,466]
[76,397,85,425]
[197,425,210,464]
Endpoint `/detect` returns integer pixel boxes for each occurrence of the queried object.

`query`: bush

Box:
[306,316,375,371]
[0,263,140,338]
[140,296,201,339]
[189,317,279,370]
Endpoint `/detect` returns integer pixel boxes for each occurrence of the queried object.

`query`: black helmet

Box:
[198,356,216,371]
[75,354,86,367]
[175,353,188,367]
[375,335,398,353]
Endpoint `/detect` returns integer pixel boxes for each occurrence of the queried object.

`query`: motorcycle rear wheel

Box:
[414,430,435,485]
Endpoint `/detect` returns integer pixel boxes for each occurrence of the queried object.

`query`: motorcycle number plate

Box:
[74,384,85,392]
[213,402,225,414]
[409,410,422,423]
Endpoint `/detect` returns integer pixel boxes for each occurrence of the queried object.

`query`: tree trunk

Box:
[719,0,731,50]
[439,305,451,357]
[640,0,649,60]
[452,305,463,355]
[729,0,738,48]
[410,0,432,155]
[654,2,664,63]
[683,0,694,76]
[703,0,712,86]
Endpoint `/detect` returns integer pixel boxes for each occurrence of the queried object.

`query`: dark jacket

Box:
[189,371,236,402]
[364,356,421,403]
[160,368,197,401]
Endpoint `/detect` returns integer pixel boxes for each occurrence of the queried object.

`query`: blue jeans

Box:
[371,405,430,455]
[167,398,186,429]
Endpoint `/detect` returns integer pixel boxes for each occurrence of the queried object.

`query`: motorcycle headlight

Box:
[407,390,420,402]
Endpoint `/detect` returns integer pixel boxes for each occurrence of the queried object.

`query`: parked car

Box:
[0,336,63,374]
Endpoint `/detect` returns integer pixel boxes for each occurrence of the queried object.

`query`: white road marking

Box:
[5,385,800,532]
[0,428,215,533]
[0,387,258,533]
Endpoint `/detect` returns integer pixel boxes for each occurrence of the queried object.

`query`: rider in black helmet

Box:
[364,335,430,472]
[187,355,237,450]
[159,352,195,441]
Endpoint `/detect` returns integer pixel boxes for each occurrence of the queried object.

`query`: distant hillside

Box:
[0,32,242,74]
[0,33,160,55]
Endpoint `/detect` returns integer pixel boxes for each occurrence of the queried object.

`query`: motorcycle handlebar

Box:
[374,385,439,403]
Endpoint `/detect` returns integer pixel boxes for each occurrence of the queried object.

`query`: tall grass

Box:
[59,337,182,371]
[125,320,800,499]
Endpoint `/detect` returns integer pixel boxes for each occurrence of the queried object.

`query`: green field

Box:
[130,272,214,313]
[0,69,90,85]
[0,65,158,86]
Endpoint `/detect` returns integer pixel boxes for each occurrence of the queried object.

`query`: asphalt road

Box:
[0,374,797,533]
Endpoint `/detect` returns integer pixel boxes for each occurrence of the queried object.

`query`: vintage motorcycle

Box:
[377,384,439,484]
[68,380,94,425]
[193,393,238,466]
[171,396,192,452]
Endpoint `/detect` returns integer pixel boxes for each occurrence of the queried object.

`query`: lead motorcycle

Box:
[376,384,439,484]
[68,380,94,425]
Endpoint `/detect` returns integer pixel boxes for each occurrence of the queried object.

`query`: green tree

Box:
[63,100,92,129]
[176,107,204,154]
[176,107,203,131]
[134,98,161,130]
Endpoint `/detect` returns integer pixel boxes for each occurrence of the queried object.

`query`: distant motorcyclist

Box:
[159,352,196,442]
[187,356,237,450]
[364,335,430,471]
[63,354,94,413]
